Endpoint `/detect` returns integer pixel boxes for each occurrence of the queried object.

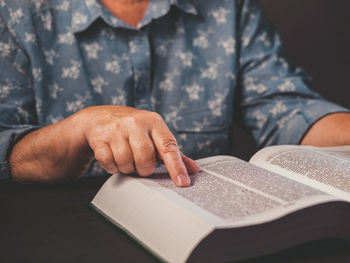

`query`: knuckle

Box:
[94,151,111,166]
[135,152,156,177]
[138,154,154,165]
[114,149,133,166]
[118,164,135,174]
[159,138,179,155]
[123,111,164,130]
[148,111,162,121]
[115,155,130,166]
[113,151,134,174]
[136,143,155,156]
[137,153,155,167]
[137,163,155,177]
[90,123,118,143]
[124,115,138,126]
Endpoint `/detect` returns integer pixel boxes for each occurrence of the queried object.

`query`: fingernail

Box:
[176,174,191,187]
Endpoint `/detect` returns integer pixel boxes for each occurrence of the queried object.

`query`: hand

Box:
[79,105,199,187]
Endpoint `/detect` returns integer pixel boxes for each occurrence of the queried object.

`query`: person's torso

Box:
[1,0,242,163]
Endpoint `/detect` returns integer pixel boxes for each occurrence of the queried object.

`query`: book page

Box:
[91,174,215,263]
[142,156,338,228]
[249,145,350,201]
[92,155,343,263]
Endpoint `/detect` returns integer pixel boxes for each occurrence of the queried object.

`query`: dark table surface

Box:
[1,175,350,263]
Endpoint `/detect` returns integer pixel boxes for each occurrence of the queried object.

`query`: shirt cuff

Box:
[275,101,350,145]
[0,126,40,181]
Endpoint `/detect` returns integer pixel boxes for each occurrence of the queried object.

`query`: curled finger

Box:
[93,141,119,174]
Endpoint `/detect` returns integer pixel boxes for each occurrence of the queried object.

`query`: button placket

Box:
[128,30,151,111]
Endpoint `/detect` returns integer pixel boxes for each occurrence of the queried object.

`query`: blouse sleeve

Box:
[0,14,39,181]
[236,0,349,147]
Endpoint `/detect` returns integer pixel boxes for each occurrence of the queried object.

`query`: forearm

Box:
[301,112,350,146]
[9,105,198,187]
[9,112,93,183]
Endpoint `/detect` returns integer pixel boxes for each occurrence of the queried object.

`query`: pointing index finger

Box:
[150,124,191,187]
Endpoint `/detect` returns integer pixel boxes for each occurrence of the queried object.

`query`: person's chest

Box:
[31,9,238,130]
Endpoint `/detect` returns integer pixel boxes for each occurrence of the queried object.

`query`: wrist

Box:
[64,108,94,157]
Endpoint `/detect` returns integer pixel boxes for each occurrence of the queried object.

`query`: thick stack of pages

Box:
[91,145,350,263]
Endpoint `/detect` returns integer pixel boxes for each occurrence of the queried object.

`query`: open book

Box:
[91,145,350,263]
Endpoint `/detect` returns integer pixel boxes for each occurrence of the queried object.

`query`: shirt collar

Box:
[69,0,198,34]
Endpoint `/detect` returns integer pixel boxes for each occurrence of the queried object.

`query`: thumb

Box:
[181,153,200,175]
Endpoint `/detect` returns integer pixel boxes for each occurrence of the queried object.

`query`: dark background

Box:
[233,0,350,160]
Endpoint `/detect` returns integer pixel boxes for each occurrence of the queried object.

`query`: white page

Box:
[92,154,342,262]
[143,156,339,229]
[92,174,214,263]
[250,145,350,201]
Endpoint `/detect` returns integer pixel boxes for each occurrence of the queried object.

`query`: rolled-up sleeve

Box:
[0,16,38,180]
[236,0,349,147]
